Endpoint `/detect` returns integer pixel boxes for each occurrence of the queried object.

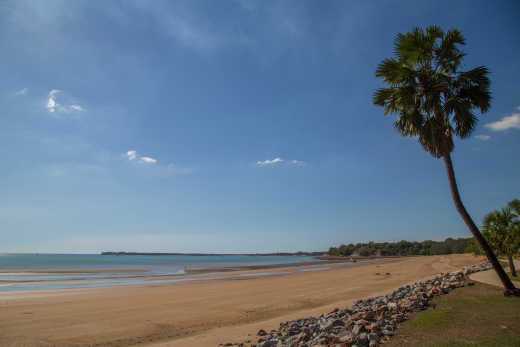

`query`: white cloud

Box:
[46,90,60,112]
[139,156,157,164]
[256,157,283,166]
[70,104,85,112]
[124,150,157,164]
[45,89,85,114]
[485,109,520,131]
[474,135,490,141]
[125,150,137,160]
[15,88,28,96]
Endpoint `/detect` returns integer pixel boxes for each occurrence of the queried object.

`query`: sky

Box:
[1,0,519,253]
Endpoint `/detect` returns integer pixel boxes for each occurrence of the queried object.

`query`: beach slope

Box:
[0,254,482,347]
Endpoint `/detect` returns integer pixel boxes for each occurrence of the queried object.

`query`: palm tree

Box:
[482,207,520,277]
[373,26,519,295]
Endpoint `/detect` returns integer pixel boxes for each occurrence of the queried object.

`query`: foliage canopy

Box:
[373,26,491,158]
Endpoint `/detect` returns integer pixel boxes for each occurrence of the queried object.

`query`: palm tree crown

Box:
[373,26,491,158]
[482,208,517,255]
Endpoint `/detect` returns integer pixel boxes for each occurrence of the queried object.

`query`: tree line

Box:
[328,237,473,257]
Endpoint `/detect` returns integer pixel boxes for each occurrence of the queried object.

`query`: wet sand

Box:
[0,259,383,289]
[0,254,483,347]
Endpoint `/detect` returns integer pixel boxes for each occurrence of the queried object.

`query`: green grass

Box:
[386,283,520,347]
[425,334,520,346]
[411,310,451,328]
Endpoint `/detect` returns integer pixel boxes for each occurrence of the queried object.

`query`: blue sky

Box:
[1,0,519,253]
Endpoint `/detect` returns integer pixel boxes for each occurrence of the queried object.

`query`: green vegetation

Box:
[386,283,520,346]
[373,25,516,292]
[411,310,451,329]
[328,237,473,257]
[482,199,520,277]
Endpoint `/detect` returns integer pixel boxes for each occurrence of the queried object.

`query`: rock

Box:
[356,332,369,347]
[239,262,491,347]
[387,302,398,310]
[257,329,267,336]
[331,319,345,327]
[352,324,364,335]
[382,329,394,336]
[351,312,362,321]
[363,310,376,321]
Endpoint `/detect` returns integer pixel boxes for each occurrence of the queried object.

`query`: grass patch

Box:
[425,334,520,346]
[386,282,520,347]
[411,310,451,328]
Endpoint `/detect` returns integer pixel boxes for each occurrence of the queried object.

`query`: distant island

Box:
[101,251,325,256]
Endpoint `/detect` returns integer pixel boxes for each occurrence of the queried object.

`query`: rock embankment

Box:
[221,262,492,347]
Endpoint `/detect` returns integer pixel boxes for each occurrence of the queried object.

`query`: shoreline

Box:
[0,254,484,347]
[0,258,390,293]
[0,269,147,275]
[0,255,404,276]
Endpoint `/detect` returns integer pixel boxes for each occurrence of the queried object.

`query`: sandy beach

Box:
[0,254,483,347]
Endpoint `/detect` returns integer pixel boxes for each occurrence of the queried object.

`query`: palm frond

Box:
[418,116,453,158]
[373,26,492,158]
[457,66,491,112]
[375,58,402,84]
[445,97,476,138]
[435,29,466,72]
[393,110,424,137]
[508,199,520,216]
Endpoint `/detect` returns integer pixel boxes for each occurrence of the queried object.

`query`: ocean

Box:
[0,253,319,292]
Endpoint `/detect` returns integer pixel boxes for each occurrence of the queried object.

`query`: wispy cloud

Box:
[123,150,193,174]
[256,157,307,167]
[15,88,28,96]
[125,150,137,161]
[474,135,490,141]
[139,156,157,164]
[167,164,193,175]
[131,5,223,52]
[124,150,157,164]
[46,89,60,113]
[290,159,306,166]
[70,104,85,112]
[126,2,255,53]
[485,107,520,131]
[256,157,283,166]
[46,89,85,114]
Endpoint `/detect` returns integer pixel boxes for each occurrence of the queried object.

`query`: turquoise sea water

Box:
[0,253,319,292]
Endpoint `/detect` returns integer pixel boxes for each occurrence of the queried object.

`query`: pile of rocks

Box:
[232,262,491,347]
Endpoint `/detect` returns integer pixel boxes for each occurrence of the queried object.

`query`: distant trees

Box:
[328,237,473,257]
[465,238,483,256]
[482,199,520,277]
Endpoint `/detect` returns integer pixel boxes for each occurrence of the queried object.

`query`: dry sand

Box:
[0,254,483,347]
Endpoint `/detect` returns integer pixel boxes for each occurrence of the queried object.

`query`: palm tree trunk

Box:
[508,255,517,278]
[443,153,518,294]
